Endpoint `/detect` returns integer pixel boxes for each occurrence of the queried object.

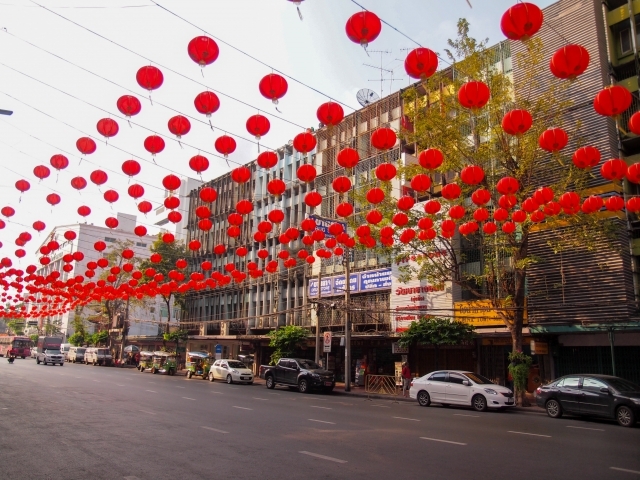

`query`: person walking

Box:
[401,362,411,398]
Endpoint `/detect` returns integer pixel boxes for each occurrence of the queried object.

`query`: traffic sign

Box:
[323,332,332,353]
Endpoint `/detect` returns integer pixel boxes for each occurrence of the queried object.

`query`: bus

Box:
[0,335,32,358]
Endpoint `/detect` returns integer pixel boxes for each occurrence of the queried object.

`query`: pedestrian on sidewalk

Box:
[401,362,411,398]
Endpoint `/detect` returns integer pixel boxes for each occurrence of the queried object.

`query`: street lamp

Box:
[0,109,13,116]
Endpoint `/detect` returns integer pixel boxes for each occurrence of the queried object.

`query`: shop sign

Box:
[332,273,359,295]
[308,268,391,298]
[359,269,392,291]
[308,215,346,238]
[308,277,332,297]
[530,340,548,355]
[392,342,408,354]
[454,300,527,327]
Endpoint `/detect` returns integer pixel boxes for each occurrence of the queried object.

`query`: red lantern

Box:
[134,225,148,237]
[502,221,516,234]
[78,205,91,217]
[70,177,87,191]
[144,135,165,156]
[164,196,180,210]
[33,220,46,232]
[424,200,441,214]
[627,163,640,183]
[105,217,119,229]
[460,166,485,185]
[33,165,51,180]
[136,65,163,91]
[15,179,30,194]
[237,117,264,145]
[493,208,509,222]
[371,128,397,151]
[168,115,191,138]
[522,198,539,213]
[393,212,409,227]
[297,164,317,183]
[500,2,544,41]
[90,170,108,186]
[267,179,286,196]
[236,199,253,215]
[304,191,322,208]
[268,209,285,224]
[188,36,219,66]
[502,109,533,135]
[214,136,236,157]
[593,86,632,117]
[533,186,554,205]
[498,194,517,210]
[512,210,527,223]
[375,163,397,181]
[473,208,489,222]
[441,183,461,200]
[627,197,640,213]
[458,81,491,110]
[76,137,96,155]
[194,91,220,117]
[257,151,278,169]
[332,176,352,193]
[448,205,465,219]
[199,219,213,231]
[336,202,353,218]
[471,189,491,206]
[410,174,431,192]
[600,158,627,181]
[258,221,273,234]
[572,146,600,169]
[228,213,243,226]
[1,206,14,217]
[345,11,382,47]
[200,187,218,203]
[317,101,344,127]
[50,154,69,171]
[559,192,580,211]
[189,155,209,174]
[404,47,438,80]
[539,128,568,152]
[163,174,181,191]
[366,187,385,204]
[582,195,604,214]
[337,148,359,169]
[137,201,152,214]
[46,194,61,206]
[127,184,144,199]
[231,167,251,184]
[397,196,415,211]
[418,148,444,169]
[496,177,520,195]
[259,73,288,104]
[116,95,141,117]
[167,211,182,223]
[550,44,590,80]
[122,160,141,177]
[293,132,317,154]
[96,118,119,139]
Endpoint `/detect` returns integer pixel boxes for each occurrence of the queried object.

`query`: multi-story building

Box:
[154,176,203,242]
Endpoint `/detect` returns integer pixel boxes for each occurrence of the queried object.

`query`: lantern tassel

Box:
[151,155,157,165]
[208,119,214,131]
[275,106,282,114]
[201,67,205,78]
[297,5,303,20]
[149,94,153,106]
[127,119,132,129]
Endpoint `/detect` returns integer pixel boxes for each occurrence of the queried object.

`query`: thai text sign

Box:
[454,300,527,327]
[308,268,391,298]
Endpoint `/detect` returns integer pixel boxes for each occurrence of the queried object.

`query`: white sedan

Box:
[209,359,254,384]
[409,370,515,412]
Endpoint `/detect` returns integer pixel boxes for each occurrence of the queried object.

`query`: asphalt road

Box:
[1,359,639,480]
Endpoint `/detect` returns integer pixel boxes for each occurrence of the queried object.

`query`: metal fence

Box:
[364,374,399,401]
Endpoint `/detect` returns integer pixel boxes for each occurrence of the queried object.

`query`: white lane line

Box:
[454,414,480,418]
[93,380,100,383]
[139,410,156,415]
[610,467,640,475]
[182,397,196,401]
[123,476,141,480]
[175,386,185,389]
[508,431,551,438]
[567,426,605,432]
[201,426,228,434]
[1,407,8,409]
[299,451,347,464]
[309,419,336,425]
[228,387,238,389]
[232,406,253,410]
[420,437,467,446]
[332,402,353,406]
[310,406,332,410]
[210,391,223,394]
[370,404,390,408]
[116,384,125,386]
[145,390,156,393]
[267,392,281,395]
[393,416,420,422]
[253,397,269,401]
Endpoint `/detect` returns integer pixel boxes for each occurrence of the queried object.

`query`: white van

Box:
[68,346,86,363]
[60,344,71,361]
[84,347,113,366]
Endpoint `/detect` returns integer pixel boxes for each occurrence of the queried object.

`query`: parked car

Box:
[84,348,113,366]
[68,346,86,363]
[60,343,71,361]
[36,348,64,366]
[209,359,254,384]
[409,370,515,412]
[259,358,335,393]
[535,374,640,427]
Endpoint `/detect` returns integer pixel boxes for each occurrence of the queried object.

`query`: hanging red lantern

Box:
[214,135,236,157]
[418,148,444,170]
[268,209,285,224]
[76,137,96,155]
[397,196,415,211]
[33,165,51,180]
[258,221,273,234]
[189,155,209,174]
[500,2,544,41]
[543,201,561,216]
[304,191,322,208]
[550,44,590,80]
[539,128,568,152]
[257,151,278,169]
[78,205,91,217]
[167,211,182,223]
[393,212,409,227]
[404,47,438,80]
[502,110,533,135]
[96,118,119,139]
[627,163,640,183]
[297,164,317,183]
[522,198,539,213]
[511,210,527,223]
[559,192,581,211]
[336,202,353,218]
[502,221,517,234]
[137,201,152,214]
[1,206,14,217]
[121,160,141,177]
[231,167,251,184]
[572,146,600,169]
[198,219,213,231]
[493,208,509,222]
[103,190,119,204]
[293,132,317,154]
[259,73,288,104]
[600,158,627,181]
[499,195,517,210]
[188,36,219,67]
[424,200,441,214]
[345,11,382,47]
[46,194,61,206]
[194,91,220,117]
[200,187,218,203]
[332,176,352,193]
[441,183,461,200]
[89,170,108,186]
[496,177,520,195]
[228,213,243,226]
[267,179,286,196]
[70,177,87,191]
[460,165,485,185]
[127,184,144,199]
[471,189,491,206]
[473,208,490,222]
[50,154,69,171]
[164,196,180,210]
[375,163,396,181]
[116,95,141,117]
[134,225,148,237]
[448,205,465,220]
[317,101,344,127]
[105,217,118,229]
[33,220,46,232]
[136,65,164,92]
[168,115,191,138]
[582,195,604,214]
[163,174,181,191]
[366,187,385,204]
[236,199,253,215]
[533,186,554,205]
[227,225,240,237]
[593,86,632,117]
[457,81,491,110]
[418,217,434,230]
[144,135,165,156]
[15,179,30,194]
[335,148,359,169]
[410,174,431,192]
[246,114,270,140]
[626,197,640,213]
[371,128,397,151]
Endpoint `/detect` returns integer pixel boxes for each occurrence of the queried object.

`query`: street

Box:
[1,360,639,480]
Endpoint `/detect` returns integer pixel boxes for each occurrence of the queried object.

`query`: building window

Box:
[621,28,632,55]
[136,242,147,247]
[105,237,116,243]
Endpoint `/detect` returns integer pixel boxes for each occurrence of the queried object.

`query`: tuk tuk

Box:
[186,351,212,380]
[151,351,177,375]
[138,351,154,372]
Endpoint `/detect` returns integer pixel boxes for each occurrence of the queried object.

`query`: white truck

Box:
[36,337,64,366]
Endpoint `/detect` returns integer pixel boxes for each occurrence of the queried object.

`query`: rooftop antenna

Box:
[363,50,392,97]
[356,89,380,107]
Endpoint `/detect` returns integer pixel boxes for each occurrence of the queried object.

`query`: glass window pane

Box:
[448,374,465,384]
[562,377,580,388]
[583,378,607,389]
[429,372,447,382]
[621,28,632,53]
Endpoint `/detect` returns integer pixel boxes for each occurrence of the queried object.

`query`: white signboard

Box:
[323,331,332,353]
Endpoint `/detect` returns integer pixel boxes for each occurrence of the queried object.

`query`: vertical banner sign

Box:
[323,331,332,353]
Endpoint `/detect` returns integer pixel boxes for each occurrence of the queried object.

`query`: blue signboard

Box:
[309,277,333,297]
[360,269,392,291]
[333,274,359,295]
[215,345,223,354]
[308,215,346,238]
[308,268,392,297]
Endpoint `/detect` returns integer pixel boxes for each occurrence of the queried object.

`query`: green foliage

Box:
[398,317,474,349]
[88,330,109,346]
[68,332,85,346]
[163,329,188,344]
[29,334,39,344]
[6,319,25,335]
[267,326,309,365]
[508,351,533,398]
[43,322,60,336]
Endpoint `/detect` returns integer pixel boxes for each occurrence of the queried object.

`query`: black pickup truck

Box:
[259,358,335,393]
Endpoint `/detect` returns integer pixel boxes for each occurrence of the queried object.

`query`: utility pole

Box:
[344,247,352,392]
[315,268,322,364]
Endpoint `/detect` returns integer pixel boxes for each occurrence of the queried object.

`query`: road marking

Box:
[182,397,196,401]
[93,380,100,383]
[116,384,125,386]
[332,402,353,406]
[175,386,185,389]
[201,426,228,434]
[1,407,8,409]
[253,397,269,401]
[508,431,551,438]
[567,426,605,432]
[210,391,223,394]
[309,419,336,425]
[148,382,155,384]
[232,406,253,410]
[267,392,281,395]
[299,451,347,464]
[370,404,390,408]
[420,437,467,446]
[75,377,80,379]
[124,476,141,480]
[139,410,156,415]
[310,406,332,410]
[454,414,480,418]
[610,467,640,475]
[393,416,420,421]
[145,390,156,393]
[228,387,238,389]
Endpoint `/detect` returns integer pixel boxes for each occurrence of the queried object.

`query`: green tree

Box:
[29,334,39,344]
[267,326,309,365]
[398,317,474,369]
[163,329,188,366]
[6,319,25,335]
[87,330,108,347]
[43,322,61,336]
[68,332,85,346]
[508,350,533,406]
[139,234,188,333]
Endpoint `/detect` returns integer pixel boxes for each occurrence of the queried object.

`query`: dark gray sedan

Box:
[535,374,640,427]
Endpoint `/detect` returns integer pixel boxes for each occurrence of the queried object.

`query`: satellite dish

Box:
[357,89,380,107]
